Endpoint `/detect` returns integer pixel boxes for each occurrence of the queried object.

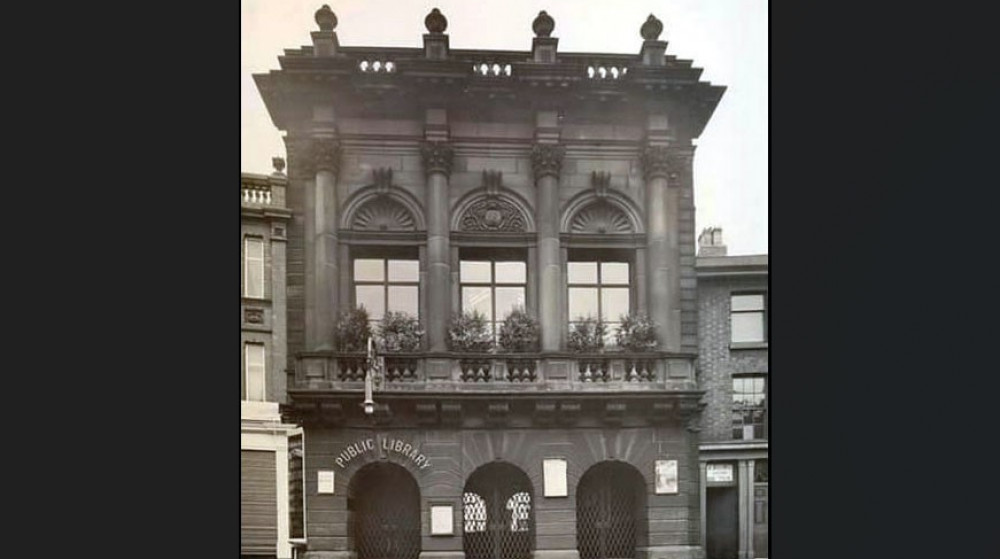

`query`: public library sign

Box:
[334,435,431,470]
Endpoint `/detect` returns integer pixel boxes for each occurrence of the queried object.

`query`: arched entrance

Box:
[463,461,534,559]
[348,462,421,559]
[576,461,647,559]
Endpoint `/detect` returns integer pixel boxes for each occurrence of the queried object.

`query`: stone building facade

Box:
[252,6,727,559]
[695,229,768,559]
[241,165,304,559]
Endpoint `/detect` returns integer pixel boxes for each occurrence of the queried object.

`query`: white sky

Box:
[242,0,767,255]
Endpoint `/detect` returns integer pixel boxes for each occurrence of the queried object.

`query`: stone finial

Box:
[272,156,286,174]
[425,8,447,34]
[533,10,555,38]
[641,14,663,41]
[315,5,337,31]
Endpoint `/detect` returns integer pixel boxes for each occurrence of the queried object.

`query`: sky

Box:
[242,0,767,256]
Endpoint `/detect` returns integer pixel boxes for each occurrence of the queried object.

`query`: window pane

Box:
[600,262,629,285]
[354,259,384,282]
[495,261,526,284]
[246,344,265,401]
[246,258,263,299]
[356,285,385,320]
[495,287,525,320]
[388,285,419,317]
[388,259,419,282]
[731,312,765,342]
[732,294,764,311]
[568,288,598,320]
[462,286,493,318]
[567,262,597,284]
[601,288,630,323]
[461,261,491,283]
[245,238,263,259]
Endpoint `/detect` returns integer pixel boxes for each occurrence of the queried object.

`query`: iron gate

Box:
[351,462,421,559]
[577,462,641,559]
[463,462,534,559]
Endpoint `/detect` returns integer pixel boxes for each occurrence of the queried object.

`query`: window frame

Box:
[244,236,265,299]
[731,374,767,441]
[458,249,528,339]
[566,250,634,345]
[244,342,266,402]
[351,255,421,324]
[729,291,768,347]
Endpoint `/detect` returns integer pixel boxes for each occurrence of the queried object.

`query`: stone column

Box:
[531,143,564,351]
[421,141,454,355]
[306,137,341,350]
[640,145,674,351]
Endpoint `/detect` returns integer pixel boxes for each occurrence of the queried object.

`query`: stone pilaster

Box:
[421,140,454,357]
[531,143,564,351]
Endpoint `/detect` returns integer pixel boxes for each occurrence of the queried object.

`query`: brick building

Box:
[695,229,768,559]
[241,165,304,559]
[248,5,733,559]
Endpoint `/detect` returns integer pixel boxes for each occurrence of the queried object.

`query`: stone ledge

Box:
[637,545,706,559]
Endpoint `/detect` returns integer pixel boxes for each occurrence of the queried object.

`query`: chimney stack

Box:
[698,227,727,257]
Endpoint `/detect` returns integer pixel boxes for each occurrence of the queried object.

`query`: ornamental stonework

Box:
[459,197,527,232]
[420,141,454,178]
[640,146,692,186]
[531,143,565,181]
[352,198,416,231]
[310,138,342,174]
[570,201,633,234]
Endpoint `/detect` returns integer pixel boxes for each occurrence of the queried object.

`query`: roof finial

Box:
[315,5,337,31]
[533,10,555,38]
[641,14,663,41]
[425,8,448,34]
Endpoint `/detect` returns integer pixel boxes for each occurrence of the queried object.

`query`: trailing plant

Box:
[378,311,424,352]
[333,306,373,352]
[567,316,606,352]
[447,309,494,352]
[497,307,540,353]
[615,313,658,352]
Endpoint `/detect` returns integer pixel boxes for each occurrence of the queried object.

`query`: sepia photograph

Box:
[241,1,768,558]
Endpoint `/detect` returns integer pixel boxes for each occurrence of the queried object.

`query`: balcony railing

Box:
[241,182,272,205]
[292,351,695,391]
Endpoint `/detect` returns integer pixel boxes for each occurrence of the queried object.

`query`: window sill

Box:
[730,342,768,350]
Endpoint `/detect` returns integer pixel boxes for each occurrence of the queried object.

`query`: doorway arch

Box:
[348,462,421,559]
[576,461,648,559]
[463,461,534,559]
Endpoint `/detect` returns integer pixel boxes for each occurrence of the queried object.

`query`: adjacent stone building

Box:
[250,6,731,559]
[695,229,768,559]
[241,164,304,559]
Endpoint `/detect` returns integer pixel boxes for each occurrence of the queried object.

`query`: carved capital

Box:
[641,145,692,186]
[531,143,565,181]
[420,141,454,178]
[309,138,342,175]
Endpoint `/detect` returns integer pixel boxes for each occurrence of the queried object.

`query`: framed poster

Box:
[543,459,568,497]
[430,505,454,535]
[317,470,335,494]
[707,463,734,483]
[655,460,678,494]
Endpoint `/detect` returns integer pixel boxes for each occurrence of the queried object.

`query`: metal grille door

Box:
[463,463,534,559]
[577,463,639,559]
[351,463,421,559]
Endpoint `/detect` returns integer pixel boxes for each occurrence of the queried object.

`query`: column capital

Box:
[531,143,565,182]
[640,145,692,185]
[309,138,342,175]
[420,141,454,178]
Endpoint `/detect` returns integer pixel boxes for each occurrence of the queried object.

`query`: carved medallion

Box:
[460,197,527,232]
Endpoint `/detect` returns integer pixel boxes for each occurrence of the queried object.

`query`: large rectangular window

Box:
[353,257,420,325]
[568,257,631,344]
[245,343,266,402]
[732,375,766,440]
[244,237,265,299]
[730,293,767,343]
[460,256,526,338]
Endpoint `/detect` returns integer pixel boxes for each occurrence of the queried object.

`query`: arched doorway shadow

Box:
[576,461,648,559]
[463,461,534,559]
[348,462,421,559]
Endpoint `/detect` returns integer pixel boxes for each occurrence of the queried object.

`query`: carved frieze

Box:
[459,196,527,232]
[420,141,454,178]
[244,308,264,324]
[531,143,565,181]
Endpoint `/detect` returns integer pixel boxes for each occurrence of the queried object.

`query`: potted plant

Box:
[448,309,494,381]
[567,316,608,382]
[615,313,658,381]
[497,307,540,382]
[378,311,424,381]
[333,306,373,381]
